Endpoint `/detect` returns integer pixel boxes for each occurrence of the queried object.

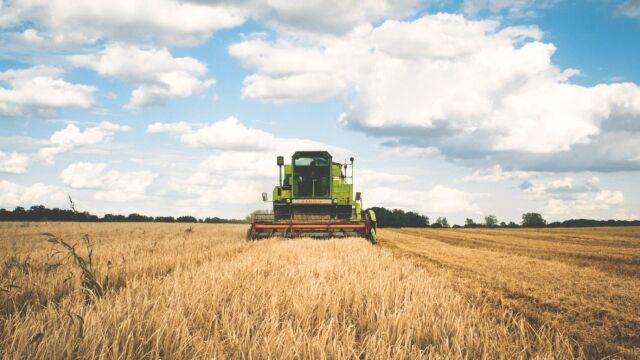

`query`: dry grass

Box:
[0,222,577,359]
[380,227,640,359]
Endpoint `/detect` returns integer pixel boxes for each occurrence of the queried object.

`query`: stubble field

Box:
[0,222,638,359]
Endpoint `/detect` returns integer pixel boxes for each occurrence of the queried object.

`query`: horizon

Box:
[1,0,640,225]
[2,203,639,228]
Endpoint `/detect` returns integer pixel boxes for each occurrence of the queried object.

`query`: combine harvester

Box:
[247,151,377,244]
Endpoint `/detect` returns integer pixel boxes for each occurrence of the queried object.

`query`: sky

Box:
[1,0,639,225]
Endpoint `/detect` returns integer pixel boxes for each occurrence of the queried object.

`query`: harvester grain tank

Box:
[247,151,377,243]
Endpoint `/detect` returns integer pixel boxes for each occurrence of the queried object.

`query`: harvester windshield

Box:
[293,156,330,198]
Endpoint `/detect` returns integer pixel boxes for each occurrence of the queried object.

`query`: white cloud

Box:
[461,165,533,182]
[544,190,624,218]
[37,121,131,163]
[60,162,108,189]
[152,116,354,207]
[1,0,419,51]
[70,44,214,108]
[179,117,274,151]
[0,65,95,118]
[618,0,640,17]
[230,13,640,171]
[384,146,440,158]
[61,162,158,201]
[520,176,625,219]
[366,185,484,214]
[613,209,640,221]
[248,0,420,34]
[241,73,347,103]
[149,117,349,156]
[168,174,267,205]
[165,152,419,209]
[146,121,192,135]
[462,0,559,18]
[358,169,414,188]
[0,0,245,47]
[0,180,66,208]
[0,151,29,174]
[521,177,601,198]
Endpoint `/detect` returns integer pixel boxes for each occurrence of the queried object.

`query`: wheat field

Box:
[380,227,640,359]
[2,223,635,359]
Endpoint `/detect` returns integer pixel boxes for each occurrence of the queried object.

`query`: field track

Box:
[379,227,640,359]
[1,223,638,359]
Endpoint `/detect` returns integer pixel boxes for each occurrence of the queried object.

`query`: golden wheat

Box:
[380,227,640,359]
[1,222,577,359]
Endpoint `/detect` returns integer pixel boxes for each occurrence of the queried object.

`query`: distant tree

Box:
[432,217,449,228]
[176,216,198,223]
[0,206,245,223]
[366,207,429,228]
[507,221,519,228]
[499,221,507,228]
[464,218,477,228]
[452,224,462,228]
[126,213,153,222]
[484,215,498,228]
[0,208,11,221]
[521,212,546,228]
[103,214,126,222]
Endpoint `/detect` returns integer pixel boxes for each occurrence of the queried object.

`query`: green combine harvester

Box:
[247,151,377,244]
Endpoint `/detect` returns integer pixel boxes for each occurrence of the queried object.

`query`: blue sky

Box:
[1,0,639,224]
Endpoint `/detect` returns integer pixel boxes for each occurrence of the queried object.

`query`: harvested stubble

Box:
[380,227,640,359]
[1,222,575,359]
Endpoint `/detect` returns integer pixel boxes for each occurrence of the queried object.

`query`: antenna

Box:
[350,157,354,186]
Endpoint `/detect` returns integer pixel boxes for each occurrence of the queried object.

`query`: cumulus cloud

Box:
[520,176,624,218]
[247,0,420,34]
[148,117,349,155]
[61,162,158,201]
[461,165,534,182]
[146,121,192,135]
[165,153,421,209]
[618,0,640,17]
[0,65,95,118]
[0,151,29,174]
[0,180,66,208]
[0,0,420,51]
[150,116,357,207]
[230,13,640,172]
[358,169,414,188]
[544,190,624,218]
[461,0,559,18]
[146,116,477,216]
[179,117,274,151]
[70,44,214,108]
[37,121,131,163]
[386,146,440,158]
[366,185,484,214]
[0,0,245,47]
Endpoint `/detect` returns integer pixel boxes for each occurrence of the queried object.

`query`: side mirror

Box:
[355,192,361,201]
[277,156,284,166]
[262,192,268,202]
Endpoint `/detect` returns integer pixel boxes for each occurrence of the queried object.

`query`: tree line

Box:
[0,205,246,224]
[2,205,638,228]
[368,208,639,228]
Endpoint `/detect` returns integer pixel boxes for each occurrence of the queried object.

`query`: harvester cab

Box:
[247,151,377,244]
